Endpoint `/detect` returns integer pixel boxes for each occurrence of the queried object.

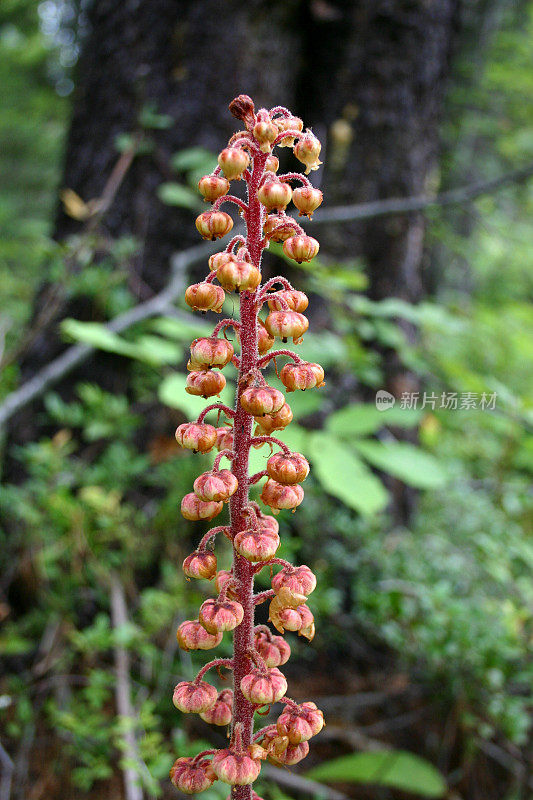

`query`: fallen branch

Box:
[0,742,13,800]
[261,763,351,800]
[110,574,143,800]
[0,241,215,428]
[312,162,533,224]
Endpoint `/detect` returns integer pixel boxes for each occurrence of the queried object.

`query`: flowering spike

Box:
[171,96,325,794]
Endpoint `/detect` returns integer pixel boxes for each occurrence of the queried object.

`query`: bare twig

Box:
[110,574,143,800]
[261,764,351,800]
[0,242,214,428]
[0,742,13,800]
[311,162,533,224]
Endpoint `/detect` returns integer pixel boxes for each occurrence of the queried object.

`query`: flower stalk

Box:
[171,95,325,800]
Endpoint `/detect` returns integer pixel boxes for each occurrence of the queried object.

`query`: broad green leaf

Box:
[62,320,181,365]
[158,373,234,419]
[354,440,448,489]
[307,751,446,798]
[296,331,348,367]
[327,403,422,437]
[157,182,202,210]
[307,432,388,516]
[171,147,217,173]
[150,316,213,342]
[283,390,323,420]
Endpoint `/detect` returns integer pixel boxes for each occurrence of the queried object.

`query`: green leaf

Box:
[171,147,217,173]
[150,315,213,342]
[307,432,388,516]
[307,751,446,798]
[327,403,422,437]
[354,440,448,489]
[296,331,348,367]
[157,182,202,210]
[158,373,234,418]
[61,320,181,365]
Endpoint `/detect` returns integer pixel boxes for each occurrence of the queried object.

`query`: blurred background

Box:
[0,1,532,799]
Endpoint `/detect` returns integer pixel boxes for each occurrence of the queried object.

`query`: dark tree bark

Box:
[8,0,461,517]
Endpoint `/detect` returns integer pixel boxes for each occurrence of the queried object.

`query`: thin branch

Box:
[110,574,144,800]
[261,764,352,800]
[0,741,13,800]
[0,241,216,428]
[312,162,533,225]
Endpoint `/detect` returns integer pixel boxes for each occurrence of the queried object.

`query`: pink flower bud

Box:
[263,215,296,242]
[267,290,309,313]
[234,527,280,562]
[274,115,303,147]
[280,361,325,391]
[282,234,319,263]
[208,250,237,272]
[257,513,280,535]
[292,186,323,218]
[194,470,238,502]
[176,620,223,651]
[260,480,304,514]
[254,403,293,434]
[240,385,285,416]
[265,155,279,172]
[181,493,223,521]
[199,598,244,633]
[271,565,316,597]
[257,177,292,212]
[183,550,218,579]
[266,452,309,484]
[257,319,275,354]
[269,593,314,639]
[196,211,234,241]
[185,370,226,398]
[200,688,233,726]
[214,570,239,600]
[294,130,322,174]
[228,94,256,128]
[240,667,287,705]
[170,757,216,794]
[217,147,250,180]
[211,747,261,785]
[173,680,218,713]
[185,282,225,313]
[198,174,230,203]
[253,118,278,152]
[215,426,234,451]
[189,337,234,369]
[276,701,324,743]
[264,311,309,344]
[175,422,217,453]
[217,260,261,293]
[254,629,291,667]
[266,735,309,765]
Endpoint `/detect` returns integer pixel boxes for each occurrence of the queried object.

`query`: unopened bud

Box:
[254,629,291,667]
[218,147,250,180]
[190,337,234,369]
[186,370,226,398]
[280,361,324,391]
[199,598,244,633]
[175,422,217,453]
[196,211,234,240]
[276,701,324,743]
[198,175,230,203]
[234,527,280,562]
[170,757,216,794]
[272,564,316,597]
[264,310,309,344]
[253,118,278,153]
[183,550,218,580]
[254,403,293,434]
[267,289,308,313]
[194,470,238,502]
[181,493,223,521]
[211,747,261,785]
[240,667,288,705]
[176,619,223,651]
[217,259,261,293]
[173,680,218,713]
[283,234,319,263]
[292,186,323,218]
[274,115,303,147]
[260,480,304,514]
[200,688,233,726]
[266,452,309,484]
[240,385,285,416]
[294,130,322,174]
[257,177,292,212]
[185,282,225,313]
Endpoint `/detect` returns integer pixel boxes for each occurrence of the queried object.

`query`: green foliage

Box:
[307,750,446,797]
